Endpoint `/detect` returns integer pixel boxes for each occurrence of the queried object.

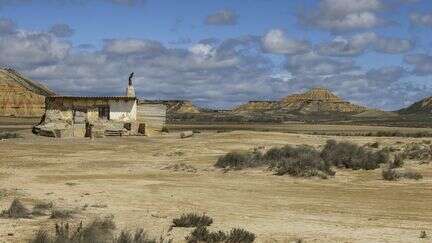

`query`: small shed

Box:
[137,100,167,135]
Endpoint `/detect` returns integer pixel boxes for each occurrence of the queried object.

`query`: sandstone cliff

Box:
[234,87,367,115]
[0,68,55,117]
[398,96,432,114]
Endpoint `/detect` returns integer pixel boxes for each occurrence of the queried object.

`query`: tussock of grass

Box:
[382,167,423,181]
[321,140,389,170]
[32,201,53,216]
[30,217,171,243]
[186,226,255,243]
[50,208,76,219]
[172,213,213,228]
[1,198,31,218]
[0,132,21,140]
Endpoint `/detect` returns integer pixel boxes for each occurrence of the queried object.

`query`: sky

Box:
[0,0,432,110]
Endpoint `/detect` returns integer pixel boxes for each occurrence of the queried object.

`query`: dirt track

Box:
[0,130,432,242]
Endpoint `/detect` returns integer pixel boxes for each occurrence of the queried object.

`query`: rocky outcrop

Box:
[233,101,279,112]
[0,68,55,117]
[155,100,201,114]
[233,87,368,115]
[398,96,432,114]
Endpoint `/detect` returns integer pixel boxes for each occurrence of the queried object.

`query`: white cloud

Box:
[300,0,386,32]
[262,29,310,55]
[317,32,412,56]
[410,12,432,27]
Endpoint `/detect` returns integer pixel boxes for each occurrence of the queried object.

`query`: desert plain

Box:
[1,123,432,243]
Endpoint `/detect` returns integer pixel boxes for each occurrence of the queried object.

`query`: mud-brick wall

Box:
[137,103,166,134]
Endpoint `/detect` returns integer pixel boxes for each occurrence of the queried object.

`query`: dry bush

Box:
[271,146,334,178]
[0,132,21,139]
[172,213,213,228]
[321,140,389,170]
[1,198,31,218]
[215,151,264,170]
[382,168,423,181]
[402,143,432,161]
[382,168,400,181]
[403,170,423,180]
[186,226,255,243]
[50,208,76,219]
[116,228,161,243]
[30,218,171,243]
[32,201,54,216]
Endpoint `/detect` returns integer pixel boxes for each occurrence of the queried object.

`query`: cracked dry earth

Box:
[0,130,432,242]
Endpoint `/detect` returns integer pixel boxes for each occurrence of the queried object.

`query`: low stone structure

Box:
[34,73,166,138]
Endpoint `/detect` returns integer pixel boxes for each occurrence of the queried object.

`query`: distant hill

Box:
[234,87,367,115]
[151,100,202,114]
[0,68,55,117]
[398,97,432,114]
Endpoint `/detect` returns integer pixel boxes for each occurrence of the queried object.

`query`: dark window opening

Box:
[98,106,110,120]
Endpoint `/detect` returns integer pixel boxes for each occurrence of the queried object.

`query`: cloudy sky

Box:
[0,0,432,110]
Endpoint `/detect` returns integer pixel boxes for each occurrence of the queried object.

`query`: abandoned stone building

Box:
[34,74,166,138]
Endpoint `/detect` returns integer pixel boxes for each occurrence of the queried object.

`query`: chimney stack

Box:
[126,72,136,97]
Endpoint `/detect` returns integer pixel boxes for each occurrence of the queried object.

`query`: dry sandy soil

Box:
[1,128,432,242]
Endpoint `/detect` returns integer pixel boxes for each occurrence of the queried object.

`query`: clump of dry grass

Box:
[186,226,255,243]
[32,201,53,216]
[0,132,21,140]
[382,167,423,181]
[321,140,389,170]
[172,213,213,228]
[50,208,77,219]
[1,198,31,218]
[30,217,171,243]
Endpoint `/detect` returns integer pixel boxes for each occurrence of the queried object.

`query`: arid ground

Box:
[1,125,432,242]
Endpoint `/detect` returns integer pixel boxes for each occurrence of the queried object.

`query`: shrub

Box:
[50,208,76,219]
[389,154,405,169]
[186,226,255,243]
[403,170,423,180]
[29,218,171,243]
[172,213,213,228]
[1,198,31,218]
[116,229,159,243]
[215,151,264,170]
[32,201,53,216]
[382,168,400,181]
[186,226,227,243]
[370,142,380,148]
[161,126,169,133]
[0,132,21,140]
[382,168,423,181]
[271,146,334,178]
[226,228,256,243]
[321,140,389,170]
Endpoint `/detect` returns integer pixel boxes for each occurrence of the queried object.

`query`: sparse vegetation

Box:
[172,213,213,228]
[1,198,31,218]
[420,230,428,239]
[32,201,53,216]
[401,143,432,161]
[270,145,334,178]
[215,150,264,170]
[50,208,77,219]
[382,168,423,181]
[0,132,21,139]
[389,153,405,169]
[216,140,392,177]
[161,126,169,133]
[321,140,389,170]
[186,226,255,243]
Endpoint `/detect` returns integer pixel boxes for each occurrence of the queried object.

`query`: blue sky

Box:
[0,0,432,110]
